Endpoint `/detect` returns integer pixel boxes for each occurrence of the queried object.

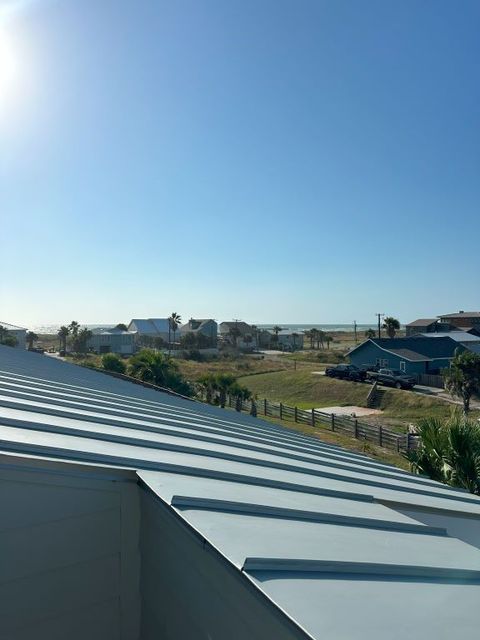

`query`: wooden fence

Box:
[227,395,418,453]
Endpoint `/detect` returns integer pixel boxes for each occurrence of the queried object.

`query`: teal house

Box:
[348,336,463,375]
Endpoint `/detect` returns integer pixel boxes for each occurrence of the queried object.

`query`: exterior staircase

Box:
[366,382,385,409]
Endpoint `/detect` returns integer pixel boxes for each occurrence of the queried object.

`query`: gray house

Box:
[0,321,27,349]
[180,318,217,344]
[1,346,480,639]
[87,327,136,355]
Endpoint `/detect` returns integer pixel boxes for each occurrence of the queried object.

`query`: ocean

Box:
[33,322,380,334]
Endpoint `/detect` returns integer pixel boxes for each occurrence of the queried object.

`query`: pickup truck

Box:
[367,368,416,390]
[325,364,367,382]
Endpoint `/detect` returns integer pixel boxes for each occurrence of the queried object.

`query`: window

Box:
[400,361,406,372]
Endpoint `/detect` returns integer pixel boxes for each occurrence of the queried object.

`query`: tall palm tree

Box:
[26,331,38,350]
[68,320,80,338]
[168,312,181,350]
[57,326,69,352]
[271,325,283,346]
[382,317,400,338]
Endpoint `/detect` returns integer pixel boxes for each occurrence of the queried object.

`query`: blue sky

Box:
[1,0,479,327]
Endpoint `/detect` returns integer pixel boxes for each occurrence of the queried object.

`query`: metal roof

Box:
[128,318,170,334]
[439,312,480,319]
[1,346,480,639]
[0,321,27,331]
[419,332,480,343]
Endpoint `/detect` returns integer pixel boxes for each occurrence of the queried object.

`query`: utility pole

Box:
[375,313,384,339]
[353,320,357,344]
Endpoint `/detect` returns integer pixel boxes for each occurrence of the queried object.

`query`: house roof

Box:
[0,321,27,331]
[406,318,437,327]
[2,347,480,639]
[439,312,480,319]
[219,321,253,335]
[350,336,462,362]
[419,332,480,343]
[91,327,136,336]
[180,319,216,332]
[128,318,170,334]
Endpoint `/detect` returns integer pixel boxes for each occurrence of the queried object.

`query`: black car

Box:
[370,368,416,390]
[325,364,367,382]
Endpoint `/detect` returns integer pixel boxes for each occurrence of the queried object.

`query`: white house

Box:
[0,321,27,349]
[87,327,136,355]
[128,318,172,343]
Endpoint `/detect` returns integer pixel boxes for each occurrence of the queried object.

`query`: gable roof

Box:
[419,332,480,343]
[0,321,27,331]
[406,318,437,327]
[219,321,253,335]
[350,336,462,362]
[128,318,170,334]
[2,346,480,639]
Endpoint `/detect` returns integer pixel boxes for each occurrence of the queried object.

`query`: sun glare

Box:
[0,28,19,106]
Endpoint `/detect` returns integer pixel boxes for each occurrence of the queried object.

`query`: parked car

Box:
[368,368,416,390]
[325,364,367,382]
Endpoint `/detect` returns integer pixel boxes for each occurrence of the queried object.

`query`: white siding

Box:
[0,456,141,640]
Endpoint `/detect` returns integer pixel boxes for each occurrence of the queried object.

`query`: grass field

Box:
[237,369,471,431]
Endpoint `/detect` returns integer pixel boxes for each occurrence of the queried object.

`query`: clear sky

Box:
[1,0,479,327]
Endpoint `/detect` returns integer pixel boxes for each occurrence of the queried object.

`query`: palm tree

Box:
[57,326,69,352]
[382,317,400,338]
[128,348,191,396]
[365,328,376,339]
[168,312,181,351]
[304,329,315,350]
[443,350,480,415]
[68,320,80,338]
[324,334,332,350]
[26,331,38,350]
[406,414,480,494]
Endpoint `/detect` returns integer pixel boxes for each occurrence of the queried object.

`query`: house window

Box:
[375,358,381,366]
[381,359,388,367]
[400,361,406,372]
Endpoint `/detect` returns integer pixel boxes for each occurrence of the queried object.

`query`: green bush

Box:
[128,349,192,396]
[102,353,127,374]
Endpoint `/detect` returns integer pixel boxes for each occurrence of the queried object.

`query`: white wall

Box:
[0,455,141,640]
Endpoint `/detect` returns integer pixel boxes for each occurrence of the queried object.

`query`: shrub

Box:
[102,353,127,374]
[128,349,193,396]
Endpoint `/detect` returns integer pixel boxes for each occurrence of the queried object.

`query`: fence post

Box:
[294,406,298,423]
[397,435,400,453]
[378,425,383,447]
[331,413,335,431]
[235,396,242,412]
[354,419,358,439]
[250,400,257,418]
[311,409,316,427]
[264,398,267,416]
[280,402,283,420]
[406,431,411,451]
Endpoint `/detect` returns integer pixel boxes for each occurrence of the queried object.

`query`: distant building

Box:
[438,311,480,331]
[258,329,304,351]
[0,321,27,349]
[219,321,258,349]
[417,331,480,346]
[349,336,463,375]
[405,319,439,337]
[180,319,217,344]
[87,327,136,355]
[128,318,171,343]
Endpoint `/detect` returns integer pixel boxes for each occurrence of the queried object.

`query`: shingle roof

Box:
[372,336,462,360]
[2,346,480,639]
[406,318,437,327]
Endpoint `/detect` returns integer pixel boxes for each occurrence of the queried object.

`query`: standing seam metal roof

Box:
[1,346,480,640]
